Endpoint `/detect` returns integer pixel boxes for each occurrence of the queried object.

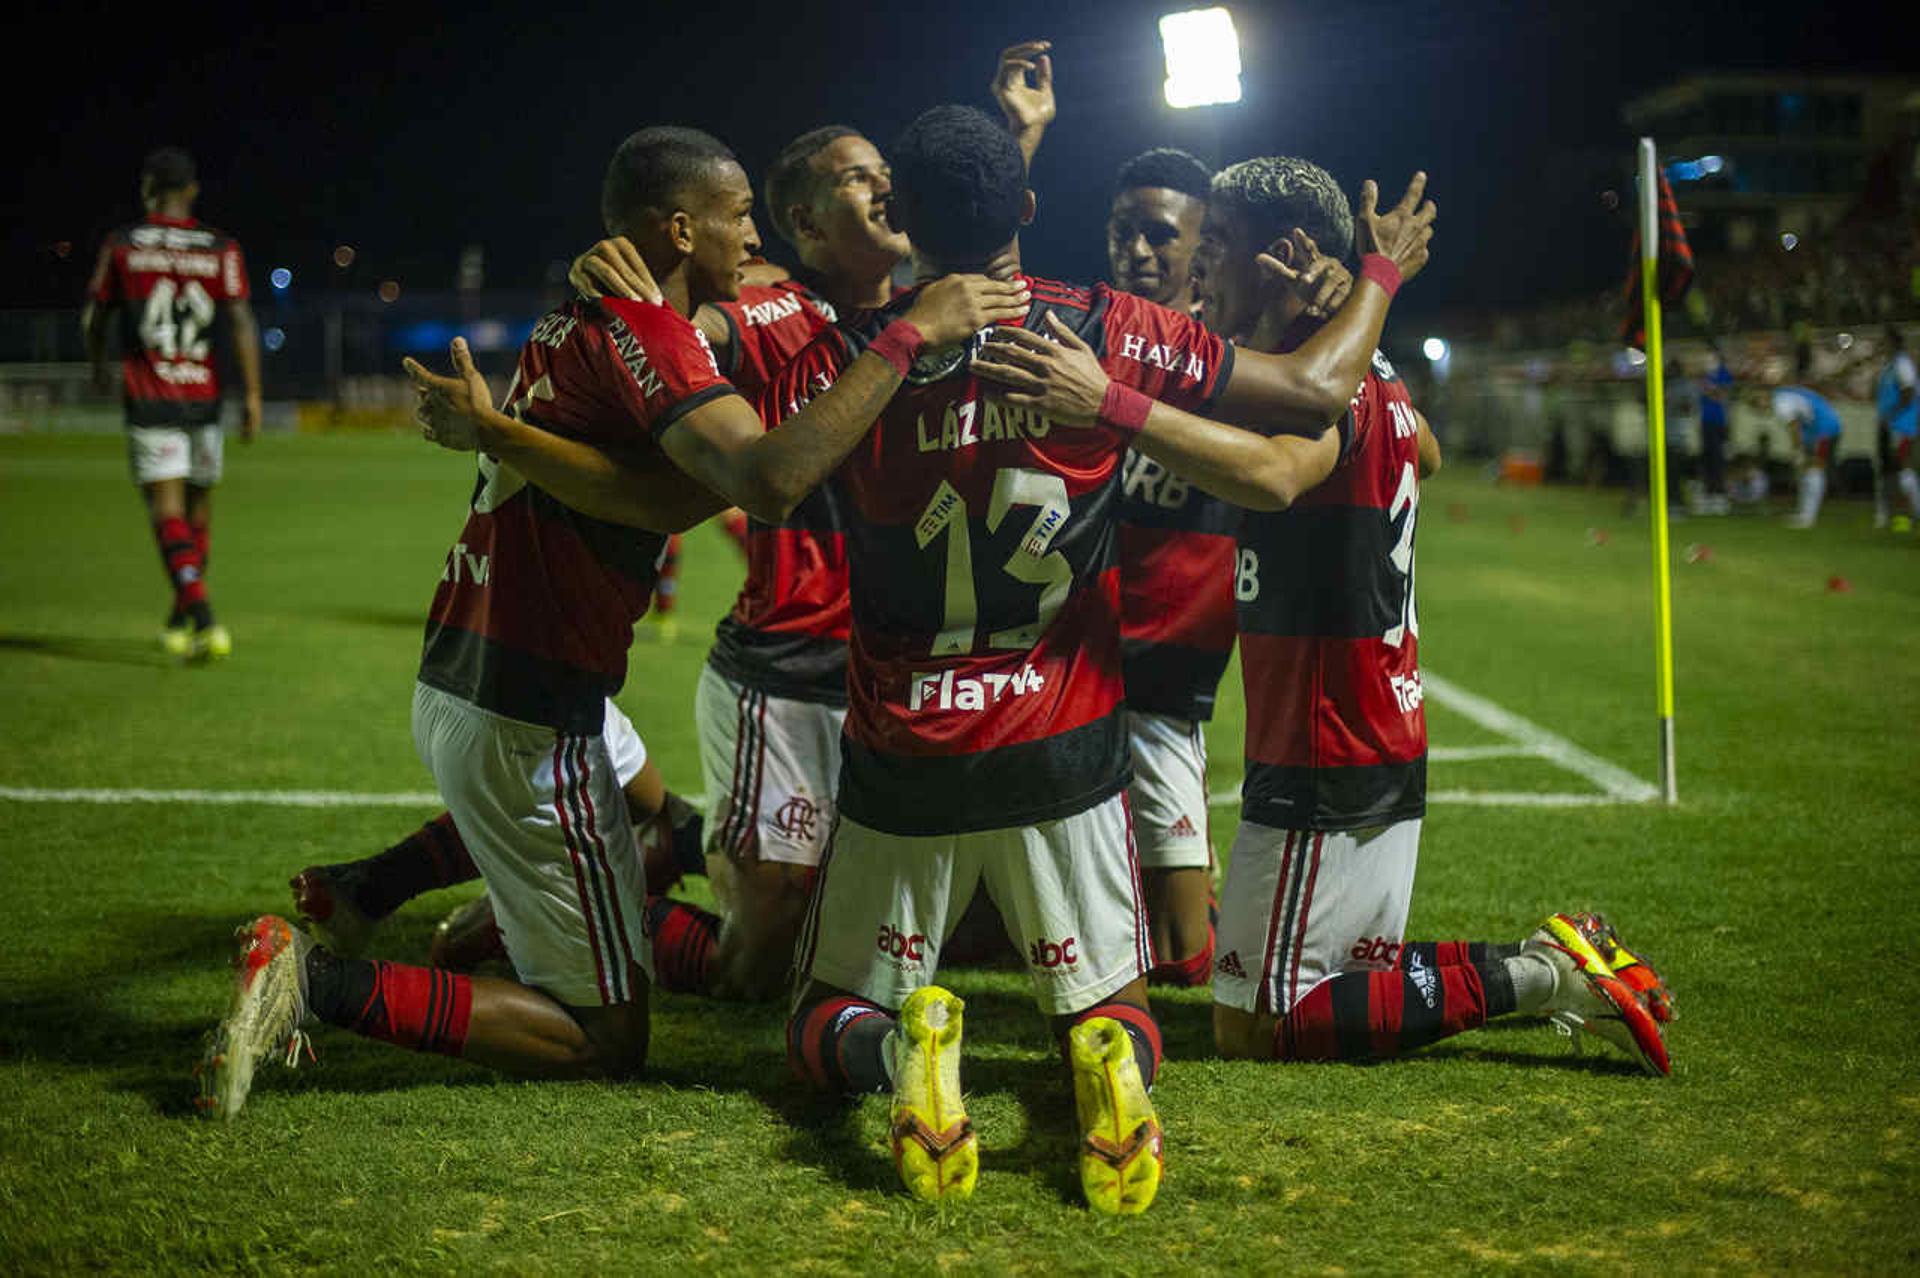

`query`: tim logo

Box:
[771,794,819,842]
[1349,936,1403,967]
[1028,936,1078,969]
[876,924,927,965]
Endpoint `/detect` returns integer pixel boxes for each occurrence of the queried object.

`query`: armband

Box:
[1098,381,1153,435]
[866,320,927,378]
[1359,254,1402,300]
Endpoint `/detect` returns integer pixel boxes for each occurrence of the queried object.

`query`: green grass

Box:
[2,433,1917,1273]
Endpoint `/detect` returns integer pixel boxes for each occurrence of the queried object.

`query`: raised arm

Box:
[1212,174,1435,433]
[991,40,1055,169]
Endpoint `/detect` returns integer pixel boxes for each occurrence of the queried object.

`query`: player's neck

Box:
[658,267,698,319]
[147,197,194,222]
[816,268,894,313]
[911,241,1021,284]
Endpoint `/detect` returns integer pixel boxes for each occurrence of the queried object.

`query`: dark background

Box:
[8,0,1904,319]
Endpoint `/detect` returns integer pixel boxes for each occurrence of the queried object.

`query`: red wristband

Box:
[1359,253,1402,300]
[866,320,927,378]
[1098,381,1153,434]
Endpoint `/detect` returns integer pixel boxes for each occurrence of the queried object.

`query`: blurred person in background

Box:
[1872,326,1918,531]
[1767,382,1844,529]
[82,147,261,660]
[1694,342,1734,515]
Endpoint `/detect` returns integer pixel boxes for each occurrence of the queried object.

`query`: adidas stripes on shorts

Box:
[793,792,1151,1016]
[694,663,843,868]
[1126,709,1213,870]
[411,682,652,1007]
[1212,817,1422,1016]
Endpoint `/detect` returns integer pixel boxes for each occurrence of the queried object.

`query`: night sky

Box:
[11,0,1906,319]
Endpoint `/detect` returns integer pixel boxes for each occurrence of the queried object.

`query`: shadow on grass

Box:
[0,632,175,669]
[317,607,428,632]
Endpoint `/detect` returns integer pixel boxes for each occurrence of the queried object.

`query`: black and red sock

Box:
[1397,940,1522,970]
[336,813,479,920]
[1273,959,1514,1062]
[152,514,212,628]
[644,896,719,995]
[1148,927,1215,988]
[788,993,895,1094]
[305,948,471,1056]
[1067,999,1162,1088]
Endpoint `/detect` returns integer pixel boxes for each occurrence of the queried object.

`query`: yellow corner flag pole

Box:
[1639,137,1678,804]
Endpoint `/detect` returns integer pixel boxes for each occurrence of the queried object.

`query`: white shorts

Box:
[1212,818,1422,1016]
[411,682,652,1006]
[602,699,648,787]
[127,424,223,487]
[695,663,843,867]
[794,792,1150,1016]
[1127,710,1213,870]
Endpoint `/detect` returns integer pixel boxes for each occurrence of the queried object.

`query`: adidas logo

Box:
[1215,950,1247,979]
[1407,951,1438,1009]
[1167,815,1198,839]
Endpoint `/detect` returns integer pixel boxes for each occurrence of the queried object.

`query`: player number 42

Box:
[138,278,215,362]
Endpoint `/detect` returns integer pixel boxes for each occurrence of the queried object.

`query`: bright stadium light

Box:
[1159,7,1241,109]
[1422,336,1449,362]
[269,267,293,290]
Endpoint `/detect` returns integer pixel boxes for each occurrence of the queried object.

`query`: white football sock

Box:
[1799,468,1827,521]
[1899,468,1920,516]
[1505,951,1559,1016]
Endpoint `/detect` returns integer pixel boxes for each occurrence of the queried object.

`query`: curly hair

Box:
[1113,147,1212,202]
[1209,156,1354,261]
[888,105,1027,262]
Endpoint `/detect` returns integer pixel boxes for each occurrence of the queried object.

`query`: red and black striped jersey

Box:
[759,275,1233,835]
[86,214,249,426]
[1117,449,1239,722]
[713,280,838,398]
[705,280,852,703]
[419,298,735,734]
[1236,347,1426,831]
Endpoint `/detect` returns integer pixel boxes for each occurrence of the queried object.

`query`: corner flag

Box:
[1621,167,1693,349]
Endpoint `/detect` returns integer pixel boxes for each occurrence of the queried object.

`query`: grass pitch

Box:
[1,433,1916,1273]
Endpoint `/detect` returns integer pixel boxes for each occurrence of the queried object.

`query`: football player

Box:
[83,147,262,660]
[973,155,1674,1076]
[198,125,1027,1118]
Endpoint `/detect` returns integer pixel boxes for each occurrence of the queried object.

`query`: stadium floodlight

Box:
[1422,336,1448,362]
[1159,7,1241,109]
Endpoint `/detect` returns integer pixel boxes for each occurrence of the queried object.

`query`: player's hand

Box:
[902,275,1032,348]
[970,311,1110,428]
[241,395,262,444]
[992,41,1056,143]
[1357,171,1436,283]
[403,337,494,452]
[1285,230,1353,319]
[566,237,663,304]
[1246,230,1353,349]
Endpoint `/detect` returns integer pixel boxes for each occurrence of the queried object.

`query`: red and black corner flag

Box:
[1621,169,1694,348]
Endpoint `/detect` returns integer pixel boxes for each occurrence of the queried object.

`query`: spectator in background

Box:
[1694,342,1734,514]
[1873,326,1918,531]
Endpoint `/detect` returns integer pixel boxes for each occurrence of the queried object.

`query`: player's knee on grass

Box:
[1213,1003,1278,1061]
[708,860,815,1001]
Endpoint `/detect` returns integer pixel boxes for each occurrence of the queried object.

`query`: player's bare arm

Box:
[406,338,729,533]
[1415,408,1441,477]
[658,273,1029,522]
[1213,173,1434,432]
[974,313,1340,510]
[992,40,1055,167]
[226,298,264,442]
[80,300,113,393]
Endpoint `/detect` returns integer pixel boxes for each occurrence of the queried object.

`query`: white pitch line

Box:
[0,786,443,808]
[1427,744,1542,762]
[1420,672,1660,803]
[1205,787,1623,809]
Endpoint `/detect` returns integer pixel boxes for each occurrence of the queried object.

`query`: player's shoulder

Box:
[597,296,714,357]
